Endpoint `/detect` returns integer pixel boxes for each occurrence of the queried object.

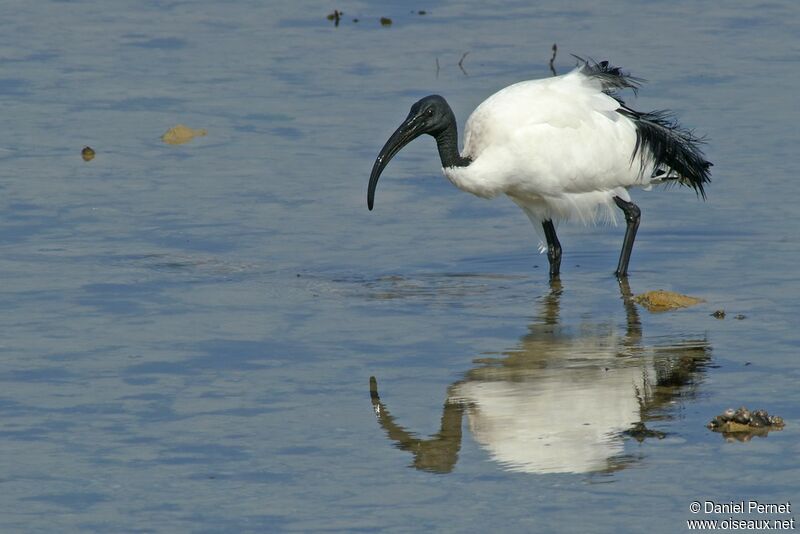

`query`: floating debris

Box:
[380,17,392,26]
[711,309,726,319]
[326,10,342,26]
[81,146,95,162]
[418,10,427,15]
[707,406,784,441]
[633,290,704,312]
[624,422,666,442]
[735,314,747,320]
[161,124,207,145]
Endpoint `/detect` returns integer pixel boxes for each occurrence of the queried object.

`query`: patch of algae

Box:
[161,124,207,145]
[633,290,704,312]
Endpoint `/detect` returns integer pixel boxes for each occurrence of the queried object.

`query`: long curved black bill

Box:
[367,117,423,211]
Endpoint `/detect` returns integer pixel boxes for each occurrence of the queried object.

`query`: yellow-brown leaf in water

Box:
[633,290,704,312]
[161,124,207,145]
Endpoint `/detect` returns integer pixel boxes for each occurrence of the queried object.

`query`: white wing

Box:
[461,68,649,198]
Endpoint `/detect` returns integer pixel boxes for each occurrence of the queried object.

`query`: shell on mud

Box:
[707,406,785,437]
[733,407,751,424]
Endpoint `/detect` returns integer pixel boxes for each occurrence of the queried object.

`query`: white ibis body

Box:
[367,58,711,278]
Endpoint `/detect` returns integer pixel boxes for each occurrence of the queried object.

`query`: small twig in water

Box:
[326,10,342,27]
[549,43,558,76]
[458,51,469,76]
[435,57,440,78]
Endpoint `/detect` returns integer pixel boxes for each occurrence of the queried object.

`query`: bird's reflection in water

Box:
[369,280,711,475]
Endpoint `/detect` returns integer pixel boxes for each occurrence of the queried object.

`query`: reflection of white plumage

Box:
[368,58,711,277]
[368,282,710,474]
[450,329,652,474]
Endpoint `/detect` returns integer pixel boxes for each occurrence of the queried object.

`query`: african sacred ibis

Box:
[367,58,712,278]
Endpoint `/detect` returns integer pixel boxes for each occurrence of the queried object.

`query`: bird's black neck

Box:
[434,120,471,169]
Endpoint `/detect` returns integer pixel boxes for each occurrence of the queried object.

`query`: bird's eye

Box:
[425,107,435,117]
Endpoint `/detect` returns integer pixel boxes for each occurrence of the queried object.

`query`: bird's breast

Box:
[442,164,505,199]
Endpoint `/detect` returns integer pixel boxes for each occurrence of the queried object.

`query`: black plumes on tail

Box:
[619,107,712,199]
[574,55,712,198]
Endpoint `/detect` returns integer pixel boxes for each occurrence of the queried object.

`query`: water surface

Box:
[1,0,798,531]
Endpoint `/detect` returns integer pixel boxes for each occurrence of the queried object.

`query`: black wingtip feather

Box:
[620,107,712,199]
[574,54,712,198]
[573,55,643,95]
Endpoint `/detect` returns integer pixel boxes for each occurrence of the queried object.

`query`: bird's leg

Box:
[541,220,562,278]
[613,196,641,278]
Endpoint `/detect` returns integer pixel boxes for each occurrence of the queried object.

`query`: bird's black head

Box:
[368,95,455,210]
[406,95,454,137]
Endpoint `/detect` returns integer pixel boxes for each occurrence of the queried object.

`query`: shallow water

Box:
[1,0,798,532]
